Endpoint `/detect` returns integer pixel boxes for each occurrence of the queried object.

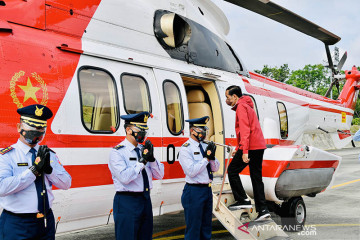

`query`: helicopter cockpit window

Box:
[163,80,184,135]
[277,102,288,139]
[154,10,246,74]
[121,74,151,114]
[78,67,119,133]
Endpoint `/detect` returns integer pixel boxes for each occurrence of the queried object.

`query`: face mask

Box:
[20,123,46,145]
[131,128,148,143]
[192,127,207,142]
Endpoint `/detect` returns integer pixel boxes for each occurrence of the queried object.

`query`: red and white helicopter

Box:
[0,0,359,234]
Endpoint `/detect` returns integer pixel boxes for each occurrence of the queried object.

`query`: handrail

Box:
[204,140,234,211]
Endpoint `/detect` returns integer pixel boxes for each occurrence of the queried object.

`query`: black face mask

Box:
[193,128,207,142]
[20,129,45,145]
[131,130,147,143]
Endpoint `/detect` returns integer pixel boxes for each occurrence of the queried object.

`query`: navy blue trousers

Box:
[181,184,213,240]
[0,210,55,240]
[113,193,153,240]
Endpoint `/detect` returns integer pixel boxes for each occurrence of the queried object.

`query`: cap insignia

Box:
[35,106,44,117]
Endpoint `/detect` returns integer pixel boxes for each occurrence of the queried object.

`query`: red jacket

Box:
[232,96,266,153]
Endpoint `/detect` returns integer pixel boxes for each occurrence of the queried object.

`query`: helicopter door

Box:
[153,69,189,181]
[182,76,225,177]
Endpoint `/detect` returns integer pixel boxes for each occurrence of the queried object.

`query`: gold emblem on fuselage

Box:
[10,71,48,108]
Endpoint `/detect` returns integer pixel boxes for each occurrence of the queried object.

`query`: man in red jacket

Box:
[225,85,270,221]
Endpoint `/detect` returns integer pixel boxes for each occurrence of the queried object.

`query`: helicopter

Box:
[0,0,359,235]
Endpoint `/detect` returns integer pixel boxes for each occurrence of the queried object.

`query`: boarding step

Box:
[212,191,290,240]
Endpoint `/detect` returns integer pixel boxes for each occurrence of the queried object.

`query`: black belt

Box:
[116,191,145,196]
[186,183,212,187]
[3,209,52,218]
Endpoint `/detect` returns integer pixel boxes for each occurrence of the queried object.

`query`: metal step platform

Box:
[212,189,290,240]
[210,142,291,239]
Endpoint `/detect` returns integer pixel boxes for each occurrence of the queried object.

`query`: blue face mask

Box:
[20,123,46,145]
[131,128,148,143]
[192,127,207,142]
[20,129,45,145]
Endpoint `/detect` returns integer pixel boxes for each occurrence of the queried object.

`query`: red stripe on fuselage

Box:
[225,138,294,148]
[43,136,188,148]
[249,72,348,107]
[240,159,339,178]
[243,76,353,116]
[57,161,185,189]
[56,159,338,189]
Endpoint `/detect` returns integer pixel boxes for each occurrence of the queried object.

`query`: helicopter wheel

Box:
[280,197,306,232]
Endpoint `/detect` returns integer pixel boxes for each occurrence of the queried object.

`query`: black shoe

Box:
[228,199,252,210]
[254,209,271,221]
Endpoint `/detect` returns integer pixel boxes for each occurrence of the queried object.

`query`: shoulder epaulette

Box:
[113,145,125,150]
[0,147,14,155]
[182,142,190,147]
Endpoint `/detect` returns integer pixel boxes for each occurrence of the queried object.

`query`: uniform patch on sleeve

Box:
[182,143,190,147]
[113,145,125,150]
[0,147,14,155]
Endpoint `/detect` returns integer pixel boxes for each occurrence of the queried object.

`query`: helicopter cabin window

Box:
[121,74,151,114]
[163,80,184,135]
[277,102,288,139]
[244,94,259,119]
[78,68,119,133]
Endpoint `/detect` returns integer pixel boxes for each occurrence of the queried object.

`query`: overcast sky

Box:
[212,0,360,72]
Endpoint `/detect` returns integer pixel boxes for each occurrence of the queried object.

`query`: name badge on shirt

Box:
[17,163,28,167]
[129,157,137,161]
[194,152,200,155]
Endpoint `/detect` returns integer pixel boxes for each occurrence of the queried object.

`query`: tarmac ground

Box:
[57,148,360,240]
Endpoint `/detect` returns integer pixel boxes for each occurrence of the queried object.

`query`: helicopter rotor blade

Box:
[224,0,341,45]
[325,79,337,98]
[337,51,347,72]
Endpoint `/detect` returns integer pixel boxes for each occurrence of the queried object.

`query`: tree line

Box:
[254,64,360,124]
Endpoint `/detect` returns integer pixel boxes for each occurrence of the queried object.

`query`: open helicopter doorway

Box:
[182,75,225,177]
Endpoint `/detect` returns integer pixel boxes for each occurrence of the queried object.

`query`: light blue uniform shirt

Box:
[353,130,360,160]
[108,139,164,192]
[179,138,220,184]
[353,129,360,142]
[0,140,72,213]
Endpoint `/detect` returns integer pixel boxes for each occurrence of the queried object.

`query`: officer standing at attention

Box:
[179,116,220,240]
[0,104,72,240]
[108,111,164,240]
